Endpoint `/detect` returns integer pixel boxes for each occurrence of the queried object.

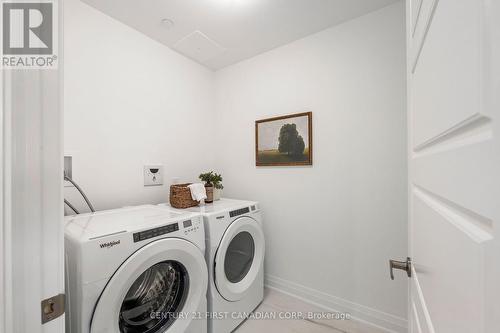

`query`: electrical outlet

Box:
[144,165,163,186]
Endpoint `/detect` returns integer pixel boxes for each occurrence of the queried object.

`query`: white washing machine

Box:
[169,199,265,333]
[64,205,208,333]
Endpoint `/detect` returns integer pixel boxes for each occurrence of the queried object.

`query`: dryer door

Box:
[90,238,207,333]
[215,216,265,302]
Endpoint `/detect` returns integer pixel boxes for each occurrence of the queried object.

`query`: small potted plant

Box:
[212,172,224,201]
[199,172,215,203]
[199,171,224,202]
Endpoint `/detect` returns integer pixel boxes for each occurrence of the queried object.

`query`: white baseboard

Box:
[265,274,407,333]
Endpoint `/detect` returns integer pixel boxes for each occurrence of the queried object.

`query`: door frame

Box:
[1,0,64,331]
[1,64,13,333]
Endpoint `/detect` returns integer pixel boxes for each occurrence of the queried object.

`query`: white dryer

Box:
[183,199,265,333]
[64,205,207,333]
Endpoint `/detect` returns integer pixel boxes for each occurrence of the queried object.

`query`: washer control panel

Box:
[183,218,201,235]
[133,222,179,242]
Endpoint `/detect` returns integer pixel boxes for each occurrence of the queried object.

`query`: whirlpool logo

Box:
[99,240,120,249]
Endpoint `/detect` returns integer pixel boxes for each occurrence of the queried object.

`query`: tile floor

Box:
[235,289,387,333]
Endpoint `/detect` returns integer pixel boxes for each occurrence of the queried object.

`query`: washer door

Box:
[91,238,207,333]
[214,216,265,302]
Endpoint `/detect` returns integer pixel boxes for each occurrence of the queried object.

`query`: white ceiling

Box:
[82,0,399,70]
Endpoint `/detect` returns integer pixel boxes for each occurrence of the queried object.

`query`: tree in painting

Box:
[278,123,305,156]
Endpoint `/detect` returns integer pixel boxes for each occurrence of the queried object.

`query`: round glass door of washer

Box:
[90,238,207,333]
[119,261,188,333]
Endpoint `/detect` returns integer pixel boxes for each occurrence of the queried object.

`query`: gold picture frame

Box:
[255,112,312,166]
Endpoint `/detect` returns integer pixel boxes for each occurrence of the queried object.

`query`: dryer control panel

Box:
[229,207,250,218]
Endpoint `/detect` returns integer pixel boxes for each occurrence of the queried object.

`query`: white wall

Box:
[214,3,407,331]
[64,0,214,213]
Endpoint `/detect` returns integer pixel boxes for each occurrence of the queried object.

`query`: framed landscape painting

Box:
[255,112,312,166]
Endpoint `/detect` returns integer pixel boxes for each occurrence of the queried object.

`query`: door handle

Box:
[389,257,412,280]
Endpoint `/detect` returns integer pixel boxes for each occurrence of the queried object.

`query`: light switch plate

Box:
[144,165,163,186]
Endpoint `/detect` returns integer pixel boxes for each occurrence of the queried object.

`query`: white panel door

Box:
[407,0,500,332]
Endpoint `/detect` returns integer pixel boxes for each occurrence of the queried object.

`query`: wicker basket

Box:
[169,183,199,209]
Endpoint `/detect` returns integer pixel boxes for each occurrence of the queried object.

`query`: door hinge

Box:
[389,257,412,280]
[41,293,65,324]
